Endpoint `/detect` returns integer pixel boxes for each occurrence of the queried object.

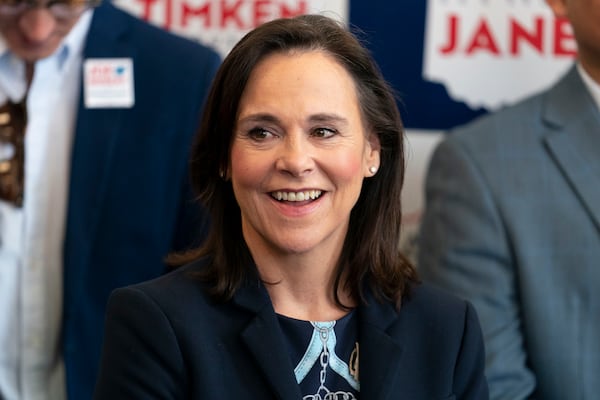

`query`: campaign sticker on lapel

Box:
[84,58,134,108]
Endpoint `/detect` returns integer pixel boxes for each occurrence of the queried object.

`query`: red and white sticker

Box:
[84,58,135,108]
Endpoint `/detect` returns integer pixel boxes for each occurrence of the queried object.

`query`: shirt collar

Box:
[576,62,600,112]
[60,8,94,68]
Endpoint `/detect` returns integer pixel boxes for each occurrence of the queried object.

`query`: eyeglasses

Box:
[0,0,101,19]
[0,100,27,208]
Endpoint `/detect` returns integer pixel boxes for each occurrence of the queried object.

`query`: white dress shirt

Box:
[577,62,600,111]
[0,11,92,400]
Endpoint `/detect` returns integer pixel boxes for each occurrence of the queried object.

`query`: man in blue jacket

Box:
[0,1,220,399]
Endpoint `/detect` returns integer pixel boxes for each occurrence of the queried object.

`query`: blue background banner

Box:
[349,2,487,130]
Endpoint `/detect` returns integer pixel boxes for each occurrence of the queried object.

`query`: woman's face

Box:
[231,50,380,258]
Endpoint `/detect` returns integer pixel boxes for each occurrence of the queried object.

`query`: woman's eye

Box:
[313,127,336,138]
[248,127,273,140]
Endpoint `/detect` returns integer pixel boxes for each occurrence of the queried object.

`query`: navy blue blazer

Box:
[94,261,489,399]
[61,3,220,399]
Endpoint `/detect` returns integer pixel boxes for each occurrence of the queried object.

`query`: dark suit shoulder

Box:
[90,2,220,68]
[374,284,488,399]
[120,260,213,306]
[392,283,485,366]
[401,283,475,330]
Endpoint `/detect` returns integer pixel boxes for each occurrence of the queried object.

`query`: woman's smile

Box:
[270,190,323,202]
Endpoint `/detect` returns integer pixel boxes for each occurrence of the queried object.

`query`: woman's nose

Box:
[274,134,315,177]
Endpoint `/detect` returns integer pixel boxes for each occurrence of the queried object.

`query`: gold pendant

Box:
[349,342,359,381]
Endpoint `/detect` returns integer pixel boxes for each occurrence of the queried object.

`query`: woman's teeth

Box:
[271,190,322,202]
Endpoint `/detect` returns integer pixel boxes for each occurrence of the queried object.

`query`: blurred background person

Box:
[93,14,488,400]
[0,0,220,399]
[418,0,600,398]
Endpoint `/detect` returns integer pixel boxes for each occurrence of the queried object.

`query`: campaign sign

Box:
[114,0,349,58]
[423,0,576,110]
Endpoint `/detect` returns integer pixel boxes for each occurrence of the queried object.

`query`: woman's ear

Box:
[365,132,381,177]
[219,163,231,181]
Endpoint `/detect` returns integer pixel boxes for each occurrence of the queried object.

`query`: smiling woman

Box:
[94,14,489,400]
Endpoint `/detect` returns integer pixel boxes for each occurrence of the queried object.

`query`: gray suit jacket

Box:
[418,65,600,400]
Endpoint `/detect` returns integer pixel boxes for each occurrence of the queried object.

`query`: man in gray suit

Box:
[418,0,600,399]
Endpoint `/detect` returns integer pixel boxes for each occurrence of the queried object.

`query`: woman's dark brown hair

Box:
[173,14,417,307]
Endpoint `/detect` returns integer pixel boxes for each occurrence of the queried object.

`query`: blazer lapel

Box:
[65,3,135,264]
[358,292,405,400]
[542,66,600,231]
[233,283,303,400]
[234,279,408,400]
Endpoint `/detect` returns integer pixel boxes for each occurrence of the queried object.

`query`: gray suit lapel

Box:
[542,66,600,231]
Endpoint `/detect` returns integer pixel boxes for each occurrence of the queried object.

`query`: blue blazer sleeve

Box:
[94,287,187,399]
